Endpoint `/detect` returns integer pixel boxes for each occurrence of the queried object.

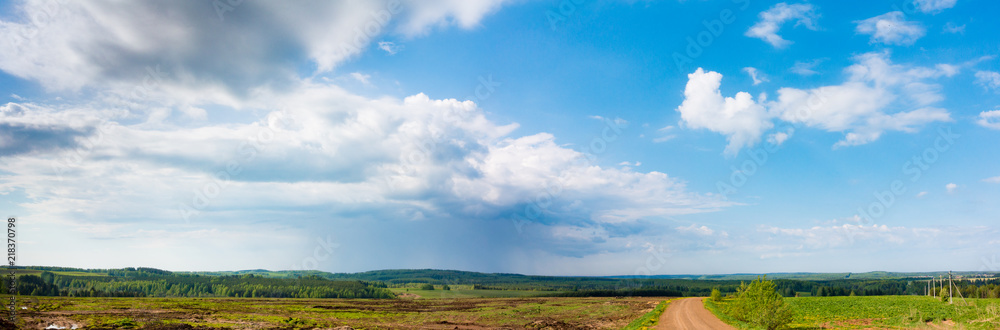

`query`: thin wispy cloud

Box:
[745,3,819,48]
[855,11,926,46]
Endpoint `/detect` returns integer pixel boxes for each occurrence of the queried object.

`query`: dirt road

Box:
[654,297,734,330]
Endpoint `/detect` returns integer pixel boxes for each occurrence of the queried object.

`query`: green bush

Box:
[710,288,722,302]
[420,283,435,290]
[727,276,793,330]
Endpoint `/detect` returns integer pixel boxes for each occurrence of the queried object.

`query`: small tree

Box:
[710,288,723,302]
[441,284,451,291]
[939,287,949,302]
[728,276,794,330]
[420,284,435,290]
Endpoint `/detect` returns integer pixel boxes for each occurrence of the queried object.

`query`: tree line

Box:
[3,269,394,299]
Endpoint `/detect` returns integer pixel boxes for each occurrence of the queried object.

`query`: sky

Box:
[0,0,998,276]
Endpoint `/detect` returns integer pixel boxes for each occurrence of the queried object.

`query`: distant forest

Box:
[3,266,999,299]
[2,267,394,298]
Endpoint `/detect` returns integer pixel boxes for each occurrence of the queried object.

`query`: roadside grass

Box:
[704,297,760,329]
[622,298,676,330]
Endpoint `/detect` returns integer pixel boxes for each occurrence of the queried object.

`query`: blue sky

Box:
[0,0,999,275]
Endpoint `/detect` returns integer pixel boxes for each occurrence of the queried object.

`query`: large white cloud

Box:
[676,52,954,153]
[676,68,772,156]
[855,11,925,46]
[0,81,733,268]
[0,0,512,96]
[745,3,819,49]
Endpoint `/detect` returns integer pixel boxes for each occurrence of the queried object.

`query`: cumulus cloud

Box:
[0,83,733,267]
[675,68,773,156]
[774,52,953,148]
[677,52,954,153]
[855,11,926,46]
[745,3,819,48]
[983,176,1000,184]
[979,110,1000,129]
[945,183,958,193]
[912,0,957,13]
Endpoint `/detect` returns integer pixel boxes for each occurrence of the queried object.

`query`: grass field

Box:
[6,295,667,329]
[707,295,1000,329]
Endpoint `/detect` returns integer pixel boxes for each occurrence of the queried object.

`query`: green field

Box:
[708,295,1000,329]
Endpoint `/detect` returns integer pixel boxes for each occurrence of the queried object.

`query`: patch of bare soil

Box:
[926,319,957,329]
[525,318,595,330]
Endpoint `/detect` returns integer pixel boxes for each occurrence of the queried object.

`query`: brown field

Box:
[8,296,667,330]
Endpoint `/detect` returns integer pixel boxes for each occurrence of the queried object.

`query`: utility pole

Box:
[949,271,953,304]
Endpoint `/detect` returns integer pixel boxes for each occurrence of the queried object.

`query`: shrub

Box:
[710,288,723,302]
[727,276,793,330]
[420,284,435,290]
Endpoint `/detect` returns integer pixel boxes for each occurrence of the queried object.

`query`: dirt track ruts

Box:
[654,297,734,330]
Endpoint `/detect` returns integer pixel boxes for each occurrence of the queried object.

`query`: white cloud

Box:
[0,83,733,260]
[978,110,1000,129]
[745,3,819,48]
[791,59,823,75]
[350,72,372,85]
[913,0,957,13]
[743,67,768,85]
[652,135,676,143]
[855,11,925,46]
[0,0,515,94]
[676,223,714,236]
[396,0,514,36]
[759,223,947,248]
[975,71,1000,91]
[767,128,793,146]
[916,191,928,198]
[983,176,1000,184]
[946,183,958,193]
[678,52,954,153]
[676,68,773,156]
[774,52,953,148]
[377,41,402,55]
[943,22,965,34]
